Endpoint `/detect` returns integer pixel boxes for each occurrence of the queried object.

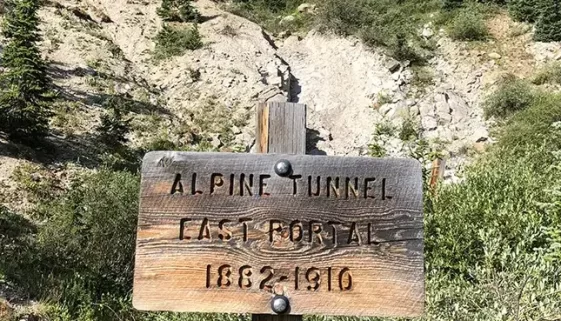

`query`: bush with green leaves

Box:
[442,0,463,10]
[157,0,200,22]
[154,24,203,59]
[0,0,54,141]
[318,0,438,63]
[425,99,561,320]
[483,74,535,119]
[508,0,538,22]
[534,0,561,42]
[447,9,488,41]
[532,62,561,85]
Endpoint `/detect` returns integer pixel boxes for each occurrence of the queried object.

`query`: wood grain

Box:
[256,102,269,154]
[259,102,306,154]
[256,102,306,321]
[132,152,424,317]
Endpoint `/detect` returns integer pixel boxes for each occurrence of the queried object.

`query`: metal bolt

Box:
[271,295,290,314]
[274,159,292,177]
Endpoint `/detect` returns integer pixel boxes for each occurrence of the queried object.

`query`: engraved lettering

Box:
[347,222,361,245]
[206,264,211,288]
[179,218,191,240]
[289,220,303,242]
[259,175,271,196]
[217,265,232,288]
[191,173,203,195]
[382,178,393,200]
[327,177,340,198]
[171,173,184,195]
[364,178,376,199]
[328,221,341,244]
[218,219,232,241]
[238,265,252,289]
[339,268,353,291]
[198,218,211,240]
[240,173,253,196]
[306,267,320,291]
[229,174,234,196]
[308,176,321,196]
[309,221,323,244]
[367,223,380,245]
[210,173,224,195]
[346,177,359,199]
[327,267,332,291]
[239,218,252,242]
[289,175,302,195]
[259,266,274,291]
[269,220,283,242]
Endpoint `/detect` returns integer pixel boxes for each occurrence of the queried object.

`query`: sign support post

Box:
[253,101,307,321]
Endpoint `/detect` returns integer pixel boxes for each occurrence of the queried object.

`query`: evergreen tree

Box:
[508,0,538,22]
[534,0,561,42]
[0,0,53,141]
[96,96,131,149]
[157,0,200,22]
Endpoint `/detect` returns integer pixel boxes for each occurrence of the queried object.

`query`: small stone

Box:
[473,142,486,153]
[278,30,291,38]
[387,60,401,73]
[297,3,316,13]
[280,15,296,26]
[422,26,434,39]
[488,52,502,59]
[471,127,489,142]
[210,134,222,149]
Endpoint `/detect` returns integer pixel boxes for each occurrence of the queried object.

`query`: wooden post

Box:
[429,158,446,190]
[254,101,307,321]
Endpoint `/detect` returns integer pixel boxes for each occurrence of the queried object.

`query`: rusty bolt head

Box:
[274,160,292,177]
[271,295,290,314]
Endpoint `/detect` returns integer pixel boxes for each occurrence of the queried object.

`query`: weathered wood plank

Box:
[256,102,270,154]
[256,102,306,321]
[262,102,306,155]
[132,152,424,317]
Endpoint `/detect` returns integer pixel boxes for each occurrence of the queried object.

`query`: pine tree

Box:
[534,0,561,42]
[157,0,200,22]
[0,0,53,141]
[508,0,538,22]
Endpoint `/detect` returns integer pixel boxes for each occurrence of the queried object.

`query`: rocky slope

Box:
[2,0,561,201]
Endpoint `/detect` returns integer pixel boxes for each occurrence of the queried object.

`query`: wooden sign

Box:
[133,151,424,317]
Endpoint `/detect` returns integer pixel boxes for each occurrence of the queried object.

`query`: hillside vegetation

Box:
[1,0,561,320]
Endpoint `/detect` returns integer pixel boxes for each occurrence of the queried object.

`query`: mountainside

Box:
[1,0,561,320]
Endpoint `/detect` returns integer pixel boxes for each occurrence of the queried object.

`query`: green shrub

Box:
[448,9,488,41]
[534,0,561,42]
[157,0,200,22]
[483,74,535,119]
[33,169,140,317]
[533,63,561,85]
[0,206,37,287]
[498,92,561,151]
[399,116,419,141]
[442,0,463,10]
[425,142,561,320]
[154,24,203,59]
[508,0,538,22]
[318,0,437,63]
